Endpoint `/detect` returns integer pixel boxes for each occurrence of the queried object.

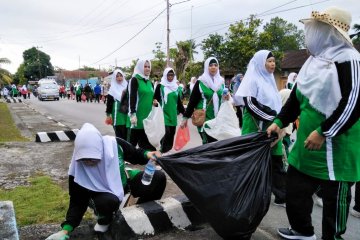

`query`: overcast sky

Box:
[1,0,360,74]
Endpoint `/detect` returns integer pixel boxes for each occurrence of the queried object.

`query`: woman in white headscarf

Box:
[181,57,226,144]
[153,68,185,153]
[105,69,130,140]
[46,123,166,240]
[128,59,155,150]
[235,49,286,207]
[267,7,360,240]
[286,72,297,89]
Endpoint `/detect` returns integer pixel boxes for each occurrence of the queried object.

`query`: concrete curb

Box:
[35,129,79,142]
[0,201,19,240]
[102,195,205,240]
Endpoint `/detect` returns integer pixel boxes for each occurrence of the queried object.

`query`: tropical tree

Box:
[201,15,305,73]
[173,40,198,81]
[21,47,54,81]
[201,33,225,62]
[0,57,12,85]
[151,42,166,80]
[13,63,27,85]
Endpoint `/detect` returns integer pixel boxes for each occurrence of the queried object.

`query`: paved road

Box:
[20,97,360,239]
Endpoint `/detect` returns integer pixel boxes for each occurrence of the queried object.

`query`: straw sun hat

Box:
[300,6,352,45]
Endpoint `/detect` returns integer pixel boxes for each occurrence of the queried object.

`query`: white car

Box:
[38,83,59,101]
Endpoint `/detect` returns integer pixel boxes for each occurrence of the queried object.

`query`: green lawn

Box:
[0,175,69,226]
[0,103,28,142]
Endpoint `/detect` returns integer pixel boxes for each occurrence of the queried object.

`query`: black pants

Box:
[286,166,353,239]
[129,128,156,151]
[271,155,286,203]
[76,94,81,102]
[354,182,360,212]
[235,106,243,128]
[128,170,166,204]
[94,94,100,103]
[62,176,120,229]
[161,126,176,153]
[113,125,128,141]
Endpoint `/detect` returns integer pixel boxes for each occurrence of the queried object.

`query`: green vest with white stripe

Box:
[134,74,154,129]
[288,89,360,181]
[195,81,224,122]
[112,99,130,127]
[159,85,179,126]
[117,145,141,188]
[242,108,283,156]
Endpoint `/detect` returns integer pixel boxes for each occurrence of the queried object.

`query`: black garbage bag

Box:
[157,132,274,240]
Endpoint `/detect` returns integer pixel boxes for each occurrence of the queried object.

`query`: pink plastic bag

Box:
[174,126,190,151]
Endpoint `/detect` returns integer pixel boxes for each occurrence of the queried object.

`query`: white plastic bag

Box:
[143,106,166,150]
[204,101,241,140]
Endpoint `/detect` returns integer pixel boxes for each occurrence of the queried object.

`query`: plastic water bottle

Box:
[141,160,156,185]
[222,87,229,96]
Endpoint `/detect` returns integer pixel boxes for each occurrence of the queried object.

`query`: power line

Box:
[97,0,330,66]
[91,7,167,65]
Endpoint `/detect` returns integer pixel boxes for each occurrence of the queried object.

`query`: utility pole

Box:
[36,46,43,79]
[190,5,193,63]
[166,0,170,67]
[166,0,190,67]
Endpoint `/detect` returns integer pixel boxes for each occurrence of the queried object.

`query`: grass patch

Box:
[0,175,69,226]
[0,103,28,142]
[0,174,94,226]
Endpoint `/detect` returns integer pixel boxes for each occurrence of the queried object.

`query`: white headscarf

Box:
[132,59,151,80]
[297,20,358,117]
[21,85,27,91]
[68,123,124,201]
[199,57,224,116]
[286,72,297,89]
[160,67,178,104]
[108,69,128,101]
[235,50,282,113]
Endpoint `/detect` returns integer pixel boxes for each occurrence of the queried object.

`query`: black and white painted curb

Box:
[4,97,22,103]
[35,129,79,142]
[0,201,19,240]
[103,195,205,240]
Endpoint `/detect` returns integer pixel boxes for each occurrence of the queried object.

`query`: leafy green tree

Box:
[22,47,54,81]
[173,40,197,81]
[201,16,304,73]
[201,33,225,61]
[183,61,203,84]
[13,63,27,85]
[261,17,304,51]
[151,42,166,80]
[121,59,138,80]
[222,15,262,73]
[0,57,12,85]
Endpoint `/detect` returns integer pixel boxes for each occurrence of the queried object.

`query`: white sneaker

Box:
[350,208,360,218]
[94,223,109,233]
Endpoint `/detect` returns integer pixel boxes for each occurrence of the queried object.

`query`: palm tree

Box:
[174,40,198,81]
[0,57,12,85]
